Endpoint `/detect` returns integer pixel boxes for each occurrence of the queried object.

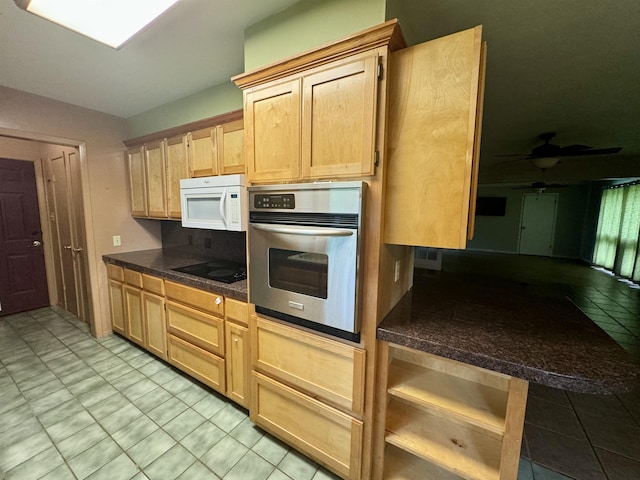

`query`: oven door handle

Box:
[251,224,353,237]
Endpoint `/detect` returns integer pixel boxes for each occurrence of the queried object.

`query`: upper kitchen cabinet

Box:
[144,140,168,218]
[244,78,301,182]
[384,26,486,250]
[124,110,245,219]
[127,146,147,217]
[188,127,218,178]
[189,120,246,178]
[165,134,189,219]
[218,119,245,175]
[234,20,405,184]
[301,53,379,179]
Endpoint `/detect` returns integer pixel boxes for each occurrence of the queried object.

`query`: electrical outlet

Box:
[113,235,121,247]
[394,260,401,282]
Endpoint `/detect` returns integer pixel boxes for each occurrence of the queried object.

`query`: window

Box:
[593,183,640,282]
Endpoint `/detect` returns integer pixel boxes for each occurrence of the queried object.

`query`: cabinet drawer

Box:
[168,334,225,394]
[165,280,224,316]
[142,273,164,296]
[124,269,143,288]
[225,298,248,326]
[251,372,362,480]
[253,316,365,415]
[166,301,224,356]
[106,264,124,282]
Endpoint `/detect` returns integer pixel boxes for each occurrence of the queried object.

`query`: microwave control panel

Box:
[254,194,295,209]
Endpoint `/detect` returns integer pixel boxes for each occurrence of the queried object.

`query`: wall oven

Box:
[248,182,366,342]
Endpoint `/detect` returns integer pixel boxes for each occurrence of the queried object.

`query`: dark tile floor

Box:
[0,252,638,479]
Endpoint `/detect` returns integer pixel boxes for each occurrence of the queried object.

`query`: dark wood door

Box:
[0,158,49,315]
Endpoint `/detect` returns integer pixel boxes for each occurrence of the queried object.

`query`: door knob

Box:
[32,240,42,247]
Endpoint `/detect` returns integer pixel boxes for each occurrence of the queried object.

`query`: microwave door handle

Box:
[219,190,227,226]
[251,224,353,237]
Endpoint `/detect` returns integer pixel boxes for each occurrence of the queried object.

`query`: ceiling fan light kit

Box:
[531,157,561,169]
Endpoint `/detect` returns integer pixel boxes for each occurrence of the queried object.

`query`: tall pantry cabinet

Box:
[234,19,486,480]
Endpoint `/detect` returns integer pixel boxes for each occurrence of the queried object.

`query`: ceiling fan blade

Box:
[559,144,591,153]
[559,146,622,156]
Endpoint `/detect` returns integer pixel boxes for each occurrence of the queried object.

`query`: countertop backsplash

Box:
[161,221,247,263]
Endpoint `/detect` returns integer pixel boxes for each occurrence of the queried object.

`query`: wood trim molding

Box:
[232,19,406,89]
[124,109,243,147]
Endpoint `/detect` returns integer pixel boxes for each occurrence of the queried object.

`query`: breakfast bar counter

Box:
[377,273,638,394]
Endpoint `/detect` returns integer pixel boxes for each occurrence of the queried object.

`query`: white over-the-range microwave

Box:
[180,174,247,231]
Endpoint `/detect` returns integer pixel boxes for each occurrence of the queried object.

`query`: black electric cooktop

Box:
[172,259,247,284]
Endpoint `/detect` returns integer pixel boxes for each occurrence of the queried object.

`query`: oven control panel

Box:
[253,194,295,209]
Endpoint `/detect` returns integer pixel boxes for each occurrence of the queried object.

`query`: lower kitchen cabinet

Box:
[165,280,226,395]
[252,371,363,480]
[142,274,166,360]
[124,269,145,347]
[225,321,248,407]
[251,315,365,479]
[166,300,224,355]
[374,342,528,480]
[252,315,365,415]
[225,298,249,408]
[107,265,126,336]
[106,270,251,408]
[168,333,226,393]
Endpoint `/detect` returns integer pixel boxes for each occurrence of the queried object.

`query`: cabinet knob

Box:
[215,297,222,305]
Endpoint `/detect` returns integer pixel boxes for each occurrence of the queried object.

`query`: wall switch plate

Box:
[113,235,121,247]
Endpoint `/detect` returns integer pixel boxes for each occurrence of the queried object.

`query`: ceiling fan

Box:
[512,180,567,193]
[497,132,623,168]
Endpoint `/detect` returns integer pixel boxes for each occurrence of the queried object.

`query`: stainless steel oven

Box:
[248,182,366,342]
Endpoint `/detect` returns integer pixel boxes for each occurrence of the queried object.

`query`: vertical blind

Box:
[593,183,640,282]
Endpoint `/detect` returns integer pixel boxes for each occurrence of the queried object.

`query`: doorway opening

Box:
[0,135,91,323]
[518,193,558,257]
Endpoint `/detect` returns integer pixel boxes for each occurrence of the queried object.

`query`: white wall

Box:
[0,86,162,336]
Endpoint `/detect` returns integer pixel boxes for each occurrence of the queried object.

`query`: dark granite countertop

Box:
[377,274,638,394]
[103,248,247,302]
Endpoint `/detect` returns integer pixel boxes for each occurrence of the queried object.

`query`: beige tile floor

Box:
[0,252,638,479]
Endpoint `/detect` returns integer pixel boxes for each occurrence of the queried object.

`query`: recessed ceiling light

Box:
[14,0,180,49]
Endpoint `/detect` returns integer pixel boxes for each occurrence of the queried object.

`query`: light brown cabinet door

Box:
[189,128,218,178]
[143,291,166,360]
[251,372,363,480]
[144,141,167,218]
[165,135,189,219]
[225,321,249,408]
[168,334,226,394]
[245,79,301,182]
[108,278,126,336]
[218,119,245,175]
[384,26,485,249]
[252,316,365,415]
[166,300,224,356]
[302,53,379,179]
[127,146,147,216]
[125,285,145,346]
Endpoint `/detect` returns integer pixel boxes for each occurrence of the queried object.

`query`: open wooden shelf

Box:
[385,396,502,480]
[387,358,508,437]
[383,443,463,480]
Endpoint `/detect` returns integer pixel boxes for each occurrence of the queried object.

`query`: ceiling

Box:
[1,0,639,185]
